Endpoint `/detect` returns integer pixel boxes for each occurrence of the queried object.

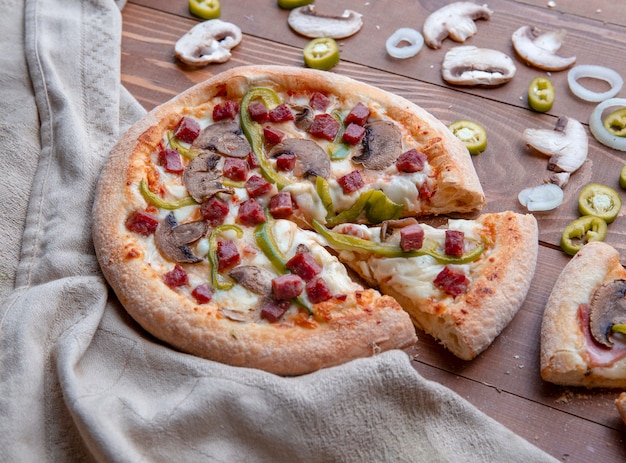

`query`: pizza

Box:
[615,392,626,424]
[541,241,626,388]
[92,65,533,375]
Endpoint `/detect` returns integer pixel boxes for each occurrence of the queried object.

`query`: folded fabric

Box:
[0,0,559,461]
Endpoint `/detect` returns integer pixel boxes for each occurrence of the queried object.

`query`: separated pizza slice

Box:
[314,211,538,360]
[541,241,626,388]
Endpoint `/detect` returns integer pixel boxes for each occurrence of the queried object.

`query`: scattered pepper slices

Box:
[527,77,555,112]
[303,37,340,71]
[188,0,220,19]
[448,120,487,155]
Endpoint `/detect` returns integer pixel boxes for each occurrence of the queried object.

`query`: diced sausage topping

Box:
[309,113,340,141]
[200,196,230,226]
[444,230,465,257]
[286,251,322,281]
[163,264,189,288]
[245,174,272,198]
[396,148,427,173]
[342,123,366,145]
[223,157,249,181]
[237,198,266,226]
[126,210,159,236]
[309,91,330,111]
[275,153,296,171]
[158,148,184,173]
[216,240,240,272]
[306,277,332,303]
[433,266,469,297]
[212,100,240,121]
[400,224,425,251]
[247,101,268,123]
[269,191,294,219]
[338,170,364,194]
[174,116,201,143]
[268,103,294,123]
[272,274,304,300]
[263,126,285,145]
[191,284,213,304]
[261,299,291,323]
[344,102,370,126]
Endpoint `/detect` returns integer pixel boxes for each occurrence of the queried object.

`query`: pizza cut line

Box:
[93,65,537,374]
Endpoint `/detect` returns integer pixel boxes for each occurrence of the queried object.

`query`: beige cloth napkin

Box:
[0,1,560,461]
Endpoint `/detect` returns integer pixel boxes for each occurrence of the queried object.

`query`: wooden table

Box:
[120,1,626,460]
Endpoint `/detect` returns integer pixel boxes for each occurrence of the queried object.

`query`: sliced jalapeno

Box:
[578,183,622,224]
[560,215,608,256]
[620,165,626,189]
[277,0,313,9]
[303,38,340,71]
[604,108,626,137]
[527,77,555,112]
[139,179,197,210]
[188,0,221,19]
[448,120,487,155]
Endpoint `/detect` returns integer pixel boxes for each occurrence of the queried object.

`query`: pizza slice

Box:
[541,241,626,388]
[314,211,538,360]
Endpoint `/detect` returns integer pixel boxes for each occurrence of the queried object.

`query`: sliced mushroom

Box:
[380,218,418,241]
[589,279,626,347]
[511,26,576,71]
[192,120,251,158]
[228,265,274,296]
[352,120,403,170]
[155,213,208,263]
[292,105,314,132]
[442,46,517,86]
[546,171,571,188]
[183,152,234,203]
[174,20,242,66]
[287,5,363,39]
[523,116,588,173]
[268,138,331,179]
[422,2,493,49]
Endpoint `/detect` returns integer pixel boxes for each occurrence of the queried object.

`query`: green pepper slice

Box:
[578,183,622,224]
[527,77,555,112]
[448,120,487,155]
[167,131,201,160]
[240,87,292,188]
[312,220,484,264]
[620,165,626,189]
[560,215,608,256]
[277,0,313,9]
[327,111,351,160]
[189,0,221,19]
[140,179,197,210]
[603,108,626,137]
[325,190,403,226]
[208,225,243,290]
[315,176,334,217]
[303,38,340,71]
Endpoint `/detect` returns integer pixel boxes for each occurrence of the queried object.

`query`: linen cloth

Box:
[0,0,560,461]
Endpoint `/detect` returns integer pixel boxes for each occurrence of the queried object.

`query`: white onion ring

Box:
[589,98,626,151]
[518,183,564,211]
[386,28,424,59]
[567,64,623,102]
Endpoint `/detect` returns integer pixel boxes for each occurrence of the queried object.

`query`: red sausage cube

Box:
[268,103,294,123]
[248,101,269,123]
[174,117,201,143]
[309,91,330,111]
[272,274,304,300]
[338,170,364,194]
[125,210,159,236]
[286,251,322,281]
[344,102,370,126]
[275,153,296,171]
[200,196,230,226]
[216,240,240,272]
[306,277,333,304]
[163,264,189,288]
[158,148,184,173]
[309,113,340,141]
[263,126,285,145]
[237,198,266,226]
[342,123,366,145]
[400,224,425,251]
[245,175,272,198]
[192,284,213,304]
[223,157,249,181]
[444,230,465,257]
[269,192,294,219]
[433,266,469,297]
[247,151,260,169]
[213,100,240,121]
[396,149,427,173]
[260,300,291,323]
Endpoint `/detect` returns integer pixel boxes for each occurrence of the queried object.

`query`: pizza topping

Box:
[326,190,402,226]
[269,191,294,219]
[174,20,242,66]
[174,117,201,143]
[260,299,291,323]
[272,274,304,300]
[155,213,208,263]
[245,174,273,198]
[288,5,363,40]
[228,265,273,296]
[275,153,296,172]
[263,126,285,145]
[338,170,364,194]
[309,92,330,111]
[422,2,492,49]
[309,113,340,141]
[269,103,294,123]
[589,279,626,347]
[306,277,332,303]
[163,264,189,288]
[353,120,403,170]
[560,215,607,256]
[292,105,314,131]
[286,251,322,281]
[342,123,366,145]
[268,138,331,179]
[247,101,269,124]
[441,46,516,87]
[223,157,249,181]
[578,183,621,224]
[212,100,240,121]
[200,195,230,225]
[216,240,240,272]
[158,148,185,173]
[191,284,214,304]
[511,26,576,71]
[396,148,427,172]
[208,225,243,290]
[192,120,251,158]
[445,230,465,257]
[433,266,469,297]
[344,103,370,126]
[183,153,233,203]
[237,198,266,226]
[400,224,425,251]
[125,210,159,236]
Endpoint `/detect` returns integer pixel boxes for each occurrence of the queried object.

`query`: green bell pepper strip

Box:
[315,176,334,218]
[560,215,608,256]
[254,217,313,314]
[326,190,403,226]
[166,131,201,160]
[139,179,197,210]
[612,324,626,335]
[240,87,292,188]
[312,220,484,264]
[208,225,244,291]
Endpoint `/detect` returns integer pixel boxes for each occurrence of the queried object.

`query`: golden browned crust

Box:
[540,241,626,388]
[615,392,626,424]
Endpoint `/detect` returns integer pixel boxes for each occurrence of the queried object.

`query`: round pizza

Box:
[93,65,535,375]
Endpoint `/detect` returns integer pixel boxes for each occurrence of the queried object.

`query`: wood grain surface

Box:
[120,1,626,460]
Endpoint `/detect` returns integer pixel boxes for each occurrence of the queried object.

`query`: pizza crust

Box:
[540,241,626,388]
